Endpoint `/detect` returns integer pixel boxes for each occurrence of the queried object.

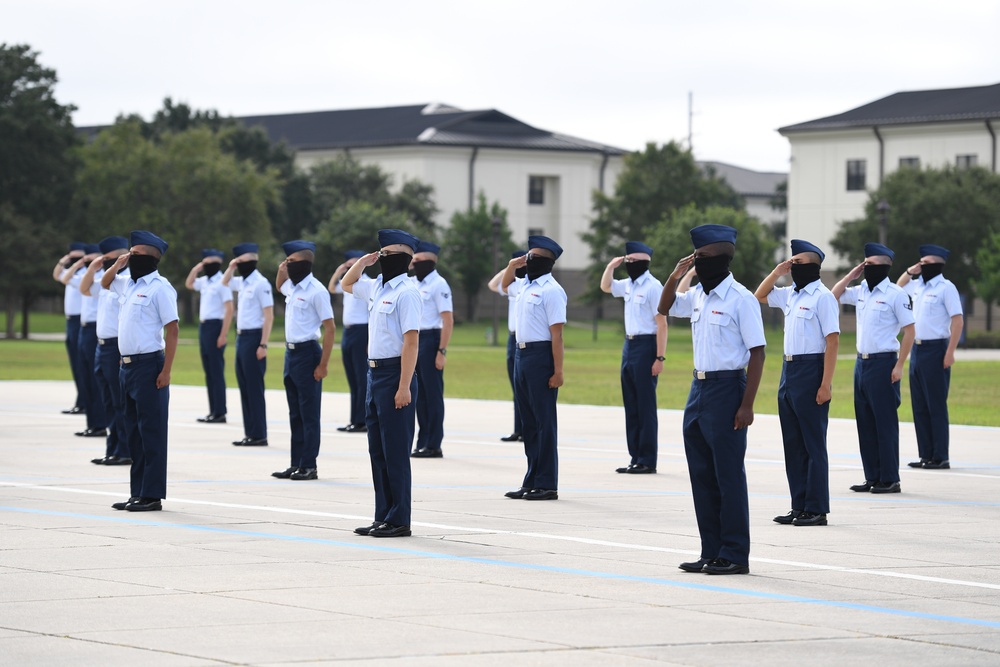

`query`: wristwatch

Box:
[656,355,665,361]
[438,348,447,356]
[258,344,268,349]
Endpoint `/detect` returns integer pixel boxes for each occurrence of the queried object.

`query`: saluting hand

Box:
[671,254,695,280]
[846,262,865,282]
[607,256,624,269]
[907,262,922,276]
[773,259,792,276]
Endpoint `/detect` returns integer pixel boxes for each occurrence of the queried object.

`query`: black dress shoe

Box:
[523,488,558,501]
[126,497,162,512]
[679,558,712,573]
[233,437,268,447]
[850,480,875,492]
[290,467,318,480]
[337,423,367,433]
[624,464,656,474]
[76,428,108,438]
[112,497,139,510]
[62,406,85,415]
[504,487,529,499]
[773,510,802,525]
[369,522,411,538]
[871,481,901,494]
[615,464,632,473]
[100,456,132,466]
[923,460,950,469]
[197,414,227,423]
[500,433,522,442]
[704,558,749,575]
[908,459,928,468]
[271,467,296,479]
[793,511,828,526]
[354,521,379,536]
[411,448,443,458]
[91,456,108,465]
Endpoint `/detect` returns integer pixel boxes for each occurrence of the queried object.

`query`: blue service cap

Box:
[919,244,950,261]
[864,242,894,261]
[625,241,653,257]
[130,230,168,255]
[83,243,101,255]
[416,240,441,255]
[232,242,259,257]
[528,235,563,259]
[790,239,825,262]
[282,240,316,255]
[690,224,737,249]
[99,236,129,254]
[511,249,527,259]
[202,248,224,260]
[344,250,365,260]
[69,242,87,252]
[378,229,419,253]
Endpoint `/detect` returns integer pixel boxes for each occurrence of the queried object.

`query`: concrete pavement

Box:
[2,380,999,665]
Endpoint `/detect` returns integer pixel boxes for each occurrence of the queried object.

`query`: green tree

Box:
[308,200,412,281]
[0,43,81,337]
[582,142,743,307]
[442,193,515,322]
[974,230,1000,331]
[646,205,780,291]
[830,165,1000,297]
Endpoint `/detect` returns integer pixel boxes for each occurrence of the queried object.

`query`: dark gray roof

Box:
[238,103,627,154]
[779,82,1000,133]
[698,161,786,198]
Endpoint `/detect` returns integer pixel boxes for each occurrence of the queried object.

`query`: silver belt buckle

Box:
[915,339,923,345]
[861,353,870,359]
[784,354,794,361]
[122,356,132,364]
[517,342,526,349]
[287,343,296,349]
[368,360,377,368]
[695,370,707,380]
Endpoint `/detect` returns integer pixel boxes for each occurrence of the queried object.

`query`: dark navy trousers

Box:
[95,339,128,458]
[506,332,523,434]
[78,324,107,430]
[65,314,84,409]
[682,373,750,565]
[341,324,369,425]
[777,358,830,514]
[199,319,227,417]
[415,329,445,451]
[910,339,951,462]
[365,359,417,526]
[284,341,323,469]
[621,335,659,468]
[854,355,901,484]
[235,330,267,439]
[120,352,169,499]
[514,342,559,490]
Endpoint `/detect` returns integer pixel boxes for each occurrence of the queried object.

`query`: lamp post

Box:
[491,215,501,346]
[877,198,890,246]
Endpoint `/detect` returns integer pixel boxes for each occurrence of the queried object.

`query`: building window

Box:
[528,176,545,205]
[846,160,866,191]
[898,157,920,169]
[956,154,978,169]
[527,227,545,238]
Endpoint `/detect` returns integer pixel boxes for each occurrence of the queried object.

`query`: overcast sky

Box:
[6,1,999,173]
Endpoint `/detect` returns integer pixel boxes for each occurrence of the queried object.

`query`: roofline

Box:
[293,138,628,155]
[779,113,1000,135]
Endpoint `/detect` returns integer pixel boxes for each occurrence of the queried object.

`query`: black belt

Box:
[343,323,368,329]
[419,328,442,334]
[915,338,948,345]
[81,321,94,328]
[517,341,551,349]
[626,334,656,340]
[98,337,118,346]
[693,369,746,380]
[783,353,825,362]
[201,318,222,323]
[66,314,80,320]
[121,351,164,364]
[857,352,897,360]
[286,340,318,350]
[237,328,262,335]
[368,357,401,368]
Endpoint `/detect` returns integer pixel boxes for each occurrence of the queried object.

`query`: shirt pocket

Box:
[126,295,153,322]
[526,294,543,307]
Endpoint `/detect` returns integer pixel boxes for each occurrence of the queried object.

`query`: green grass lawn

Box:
[4,318,999,426]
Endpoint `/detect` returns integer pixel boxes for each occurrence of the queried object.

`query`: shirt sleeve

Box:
[644,280,664,320]
[333,281,344,295]
[397,287,422,334]
[193,276,206,292]
[279,280,293,297]
[228,276,243,293]
[506,279,523,299]
[314,287,334,322]
[766,286,790,309]
[109,274,128,297]
[816,291,841,337]
[839,285,860,306]
[902,281,917,298]
[434,278,453,314]
[156,283,180,325]
[609,278,628,299]
[219,285,233,303]
[67,270,83,288]
[352,278,372,305]
[943,282,964,317]
[893,288,915,327]
[737,292,767,349]
[668,289,693,319]
[259,283,274,308]
[543,285,568,327]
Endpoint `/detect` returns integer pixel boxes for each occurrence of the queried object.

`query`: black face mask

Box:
[286,260,313,285]
[64,258,78,269]
[236,260,258,279]
[102,257,117,271]
[514,266,527,279]
[864,264,890,291]
[694,254,731,293]
[790,263,822,291]
[379,252,412,283]
[920,263,944,282]
[128,254,159,281]
[526,255,555,281]
[625,260,649,282]
[202,262,221,278]
[411,260,436,282]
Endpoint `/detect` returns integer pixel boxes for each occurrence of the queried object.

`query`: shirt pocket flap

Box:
[794,307,815,320]
[526,294,543,306]
[708,311,732,326]
[376,300,397,314]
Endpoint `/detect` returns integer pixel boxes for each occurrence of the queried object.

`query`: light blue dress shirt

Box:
[62,267,83,316]
[839,278,915,354]
[766,281,840,355]
[353,274,422,359]
[335,274,376,326]
[96,269,128,339]
[194,273,233,321]
[902,274,963,340]
[514,273,567,344]
[229,271,274,330]
[280,274,335,343]
[109,271,179,355]
[413,270,453,330]
[610,271,663,336]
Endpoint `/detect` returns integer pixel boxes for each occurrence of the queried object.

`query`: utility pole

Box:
[687,91,693,151]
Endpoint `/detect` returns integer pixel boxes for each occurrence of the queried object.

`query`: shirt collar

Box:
[869,277,890,293]
[528,273,555,287]
[922,274,944,287]
[135,270,159,285]
[800,278,821,295]
[384,272,410,289]
[704,272,734,298]
[631,270,652,286]
[288,274,315,291]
